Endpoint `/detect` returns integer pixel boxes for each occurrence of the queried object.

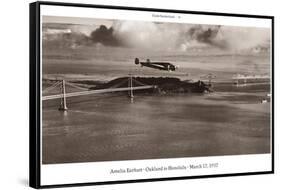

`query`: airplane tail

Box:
[135,58,140,65]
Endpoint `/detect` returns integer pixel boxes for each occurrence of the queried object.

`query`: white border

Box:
[40,4,272,186]
[41,5,271,28]
[42,154,271,185]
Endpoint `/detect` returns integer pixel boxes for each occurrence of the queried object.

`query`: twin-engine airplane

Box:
[135,58,178,71]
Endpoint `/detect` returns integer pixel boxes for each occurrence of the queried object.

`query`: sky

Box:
[43,16,271,53]
[43,16,113,27]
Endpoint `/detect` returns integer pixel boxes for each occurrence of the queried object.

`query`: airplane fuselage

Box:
[135,58,177,71]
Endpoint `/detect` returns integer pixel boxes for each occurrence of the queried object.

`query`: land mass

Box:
[92,77,212,94]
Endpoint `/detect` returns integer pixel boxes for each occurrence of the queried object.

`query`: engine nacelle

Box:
[135,58,140,65]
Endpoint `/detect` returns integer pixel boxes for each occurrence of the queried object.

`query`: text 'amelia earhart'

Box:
[110,165,187,174]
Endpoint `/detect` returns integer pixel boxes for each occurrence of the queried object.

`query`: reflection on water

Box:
[42,87,271,164]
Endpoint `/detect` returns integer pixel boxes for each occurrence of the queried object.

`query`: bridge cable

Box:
[42,81,61,93]
[65,81,89,91]
[107,78,128,89]
[132,78,149,86]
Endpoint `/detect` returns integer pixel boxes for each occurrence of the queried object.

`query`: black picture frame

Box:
[30,1,274,188]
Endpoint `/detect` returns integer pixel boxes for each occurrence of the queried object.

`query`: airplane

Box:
[135,58,178,71]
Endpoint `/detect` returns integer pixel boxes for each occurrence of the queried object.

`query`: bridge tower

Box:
[128,74,134,100]
[200,73,216,86]
[58,80,68,111]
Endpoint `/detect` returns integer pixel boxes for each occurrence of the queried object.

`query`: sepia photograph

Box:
[41,15,271,165]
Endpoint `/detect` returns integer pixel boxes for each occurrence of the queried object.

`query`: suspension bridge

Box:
[42,75,157,111]
[232,74,270,86]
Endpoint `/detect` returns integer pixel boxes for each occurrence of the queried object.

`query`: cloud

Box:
[112,21,180,50]
[44,20,270,52]
[213,26,270,51]
[90,25,123,46]
[186,25,221,45]
[90,21,270,52]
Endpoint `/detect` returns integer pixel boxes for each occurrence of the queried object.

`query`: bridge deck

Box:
[42,85,157,101]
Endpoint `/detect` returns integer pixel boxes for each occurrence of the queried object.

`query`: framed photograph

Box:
[30,1,274,188]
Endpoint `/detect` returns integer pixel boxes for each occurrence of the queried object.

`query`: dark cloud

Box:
[187,25,228,49]
[90,25,123,46]
[89,23,230,50]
